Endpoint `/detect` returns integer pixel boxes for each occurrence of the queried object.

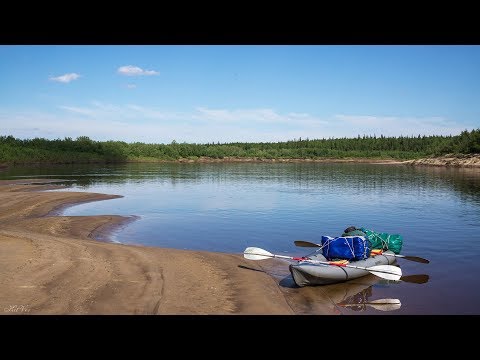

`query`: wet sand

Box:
[2,179,373,315]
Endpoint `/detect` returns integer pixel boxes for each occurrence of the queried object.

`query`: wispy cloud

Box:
[126,84,137,89]
[56,102,137,119]
[194,107,327,126]
[0,105,471,144]
[57,106,96,117]
[117,65,159,76]
[54,104,470,140]
[57,103,327,128]
[49,73,81,83]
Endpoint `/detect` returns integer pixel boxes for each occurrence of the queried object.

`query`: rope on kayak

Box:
[304,242,327,258]
[372,232,388,250]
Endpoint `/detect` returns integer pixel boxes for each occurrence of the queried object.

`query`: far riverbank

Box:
[2,154,479,169]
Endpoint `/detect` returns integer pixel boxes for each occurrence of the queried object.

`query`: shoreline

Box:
[2,179,353,315]
[1,154,480,168]
[0,179,400,315]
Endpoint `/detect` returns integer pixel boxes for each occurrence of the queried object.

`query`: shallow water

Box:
[2,162,480,314]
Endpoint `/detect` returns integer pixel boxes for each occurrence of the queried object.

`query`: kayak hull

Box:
[289,251,398,287]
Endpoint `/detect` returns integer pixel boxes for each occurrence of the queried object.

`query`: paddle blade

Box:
[294,240,321,247]
[367,265,402,281]
[367,299,401,311]
[243,247,274,261]
[402,255,430,264]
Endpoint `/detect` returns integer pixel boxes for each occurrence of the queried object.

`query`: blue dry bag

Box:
[321,235,371,261]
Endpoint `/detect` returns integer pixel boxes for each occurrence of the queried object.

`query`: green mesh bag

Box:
[360,228,403,254]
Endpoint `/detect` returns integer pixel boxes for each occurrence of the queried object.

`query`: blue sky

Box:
[1,45,479,144]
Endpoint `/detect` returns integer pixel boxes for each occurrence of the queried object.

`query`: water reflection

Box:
[336,286,401,312]
[1,163,479,203]
[282,273,395,315]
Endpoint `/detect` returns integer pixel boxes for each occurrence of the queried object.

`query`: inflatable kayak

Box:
[289,250,398,287]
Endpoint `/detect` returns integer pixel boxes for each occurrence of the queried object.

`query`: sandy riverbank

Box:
[170,154,480,167]
[401,154,480,167]
[0,180,291,314]
[2,179,380,315]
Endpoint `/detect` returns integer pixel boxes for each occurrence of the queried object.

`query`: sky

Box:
[1,45,479,144]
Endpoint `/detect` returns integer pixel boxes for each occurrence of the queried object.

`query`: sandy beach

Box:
[0,180,293,314]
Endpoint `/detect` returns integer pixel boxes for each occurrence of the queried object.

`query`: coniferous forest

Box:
[1,129,479,165]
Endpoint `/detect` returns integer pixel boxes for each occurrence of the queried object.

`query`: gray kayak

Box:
[289,251,398,287]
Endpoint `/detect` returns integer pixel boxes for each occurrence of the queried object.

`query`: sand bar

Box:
[2,179,355,314]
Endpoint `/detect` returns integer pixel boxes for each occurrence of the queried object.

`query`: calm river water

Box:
[2,162,479,315]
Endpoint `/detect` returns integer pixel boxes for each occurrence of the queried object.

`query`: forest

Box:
[1,129,479,165]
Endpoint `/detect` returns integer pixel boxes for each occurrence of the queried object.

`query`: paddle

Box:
[243,247,402,281]
[294,240,430,264]
[338,298,401,312]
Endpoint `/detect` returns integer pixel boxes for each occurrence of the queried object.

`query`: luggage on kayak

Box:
[360,228,403,254]
[342,226,366,237]
[321,235,371,261]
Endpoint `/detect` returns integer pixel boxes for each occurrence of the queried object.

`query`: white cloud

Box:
[117,65,159,76]
[49,73,81,83]
[126,84,137,89]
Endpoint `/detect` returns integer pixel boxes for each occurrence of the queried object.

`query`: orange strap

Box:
[328,259,349,265]
[371,249,383,255]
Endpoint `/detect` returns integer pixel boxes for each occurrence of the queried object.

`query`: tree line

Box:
[1,129,479,165]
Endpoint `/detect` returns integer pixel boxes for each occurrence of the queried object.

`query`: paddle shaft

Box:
[249,252,378,271]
